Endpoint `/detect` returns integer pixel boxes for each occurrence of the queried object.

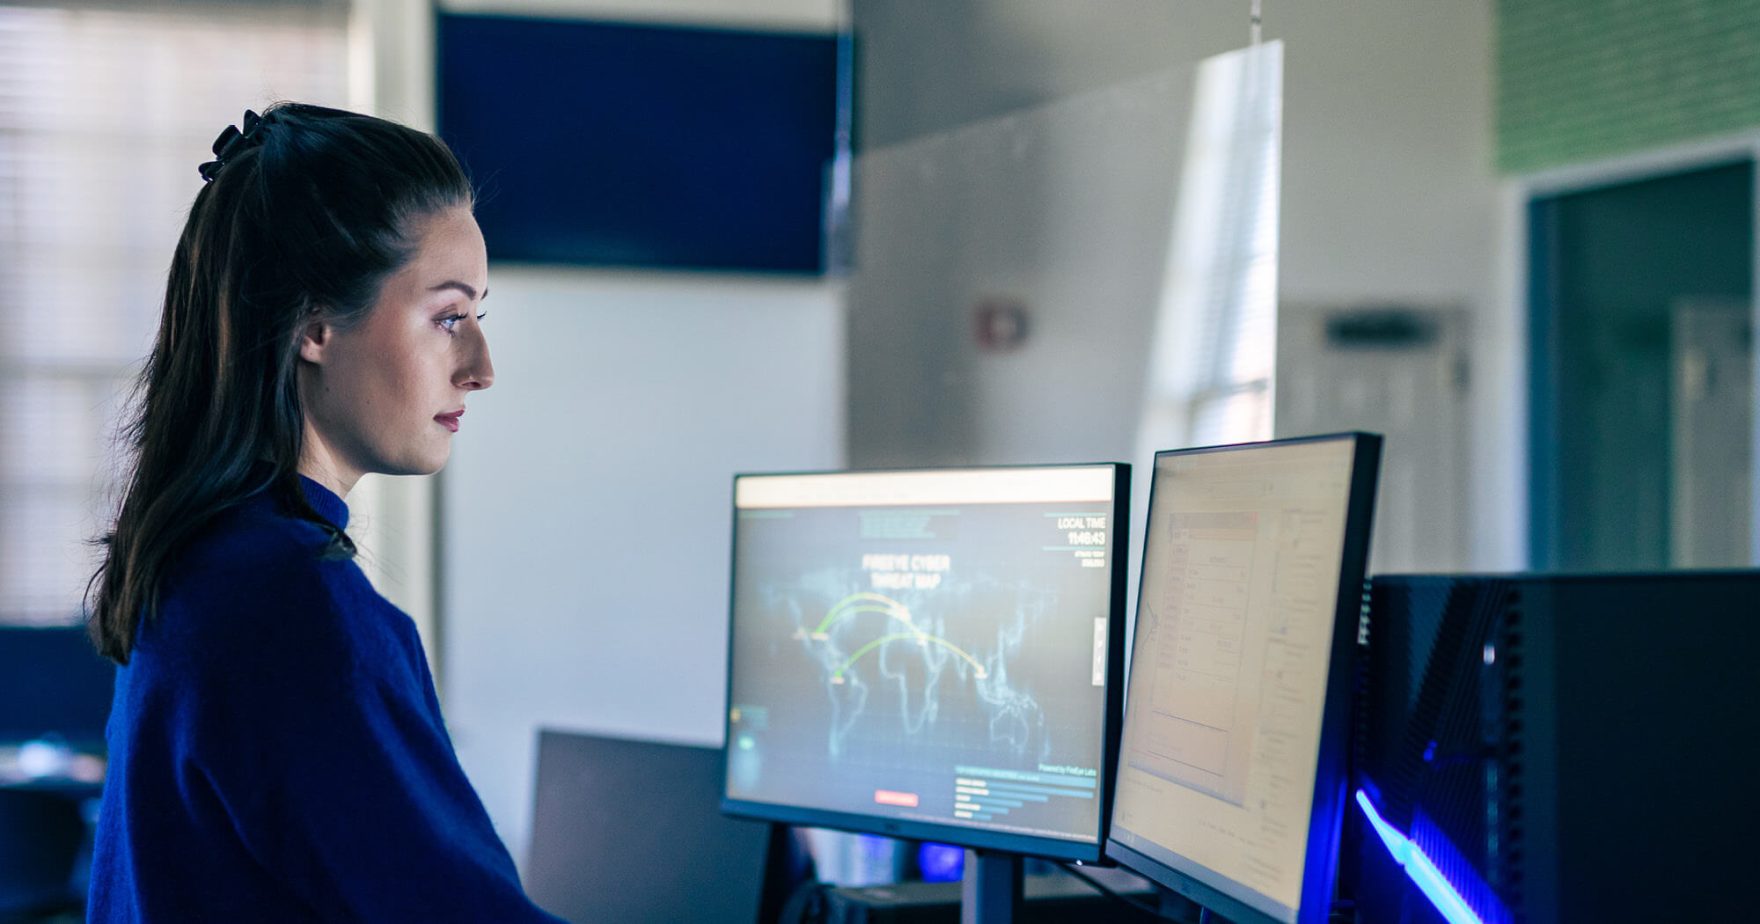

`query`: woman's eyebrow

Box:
[428,280,487,301]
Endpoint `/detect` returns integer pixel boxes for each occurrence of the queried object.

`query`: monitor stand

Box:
[960,849,1022,924]
[1155,885,1207,922]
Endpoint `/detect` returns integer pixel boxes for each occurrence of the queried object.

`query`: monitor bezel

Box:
[719,462,1132,864]
[1104,432,1382,923]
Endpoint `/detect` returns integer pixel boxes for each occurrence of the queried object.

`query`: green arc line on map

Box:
[828,632,989,684]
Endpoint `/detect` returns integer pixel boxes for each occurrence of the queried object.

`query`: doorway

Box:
[1528,160,1755,570]
[1275,304,1471,575]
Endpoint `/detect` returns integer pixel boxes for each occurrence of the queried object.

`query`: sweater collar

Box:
[297,473,350,530]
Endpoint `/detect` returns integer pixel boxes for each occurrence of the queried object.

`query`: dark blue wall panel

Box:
[438,14,837,273]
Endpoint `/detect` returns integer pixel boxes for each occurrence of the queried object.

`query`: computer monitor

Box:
[1106,433,1381,924]
[525,730,786,923]
[722,464,1130,869]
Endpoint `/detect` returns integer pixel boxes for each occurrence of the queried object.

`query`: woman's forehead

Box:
[401,207,488,296]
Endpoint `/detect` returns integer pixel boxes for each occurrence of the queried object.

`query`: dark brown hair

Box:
[87,102,474,664]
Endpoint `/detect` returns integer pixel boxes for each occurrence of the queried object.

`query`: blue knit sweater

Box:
[89,476,565,923]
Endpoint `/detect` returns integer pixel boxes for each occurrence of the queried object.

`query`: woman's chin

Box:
[374,450,450,478]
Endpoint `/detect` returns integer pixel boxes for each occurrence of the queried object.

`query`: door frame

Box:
[1508,129,1760,569]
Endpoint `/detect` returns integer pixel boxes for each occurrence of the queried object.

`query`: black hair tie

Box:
[198,109,269,183]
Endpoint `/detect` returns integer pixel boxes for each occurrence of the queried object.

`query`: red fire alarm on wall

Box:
[974,296,1030,352]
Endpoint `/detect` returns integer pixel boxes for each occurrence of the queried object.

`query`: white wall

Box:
[441,268,843,865]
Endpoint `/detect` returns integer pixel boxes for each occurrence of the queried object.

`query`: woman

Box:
[85,103,564,922]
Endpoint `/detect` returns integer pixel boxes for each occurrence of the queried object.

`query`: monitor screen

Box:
[723,465,1129,860]
[1107,434,1379,923]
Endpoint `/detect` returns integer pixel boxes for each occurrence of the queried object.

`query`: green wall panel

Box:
[1498,0,1760,173]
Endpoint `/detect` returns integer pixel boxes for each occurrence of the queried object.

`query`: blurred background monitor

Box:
[1107,434,1381,924]
[0,626,113,747]
[525,730,784,923]
[722,464,1130,864]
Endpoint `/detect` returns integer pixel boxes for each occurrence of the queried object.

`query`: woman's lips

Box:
[435,409,464,433]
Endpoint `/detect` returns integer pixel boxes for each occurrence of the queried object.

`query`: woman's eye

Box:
[438,310,485,334]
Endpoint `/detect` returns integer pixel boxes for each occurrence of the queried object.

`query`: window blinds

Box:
[0,1,348,625]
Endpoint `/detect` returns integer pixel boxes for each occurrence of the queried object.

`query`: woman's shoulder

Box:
[171,492,345,589]
[146,490,390,663]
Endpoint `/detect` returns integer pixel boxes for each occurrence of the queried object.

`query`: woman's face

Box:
[297,205,493,493]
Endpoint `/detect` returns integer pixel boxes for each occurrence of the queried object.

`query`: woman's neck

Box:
[297,425,361,499]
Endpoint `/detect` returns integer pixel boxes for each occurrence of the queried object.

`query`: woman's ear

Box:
[298,319,332,364]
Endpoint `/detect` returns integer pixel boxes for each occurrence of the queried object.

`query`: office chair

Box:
[0,789,86,922]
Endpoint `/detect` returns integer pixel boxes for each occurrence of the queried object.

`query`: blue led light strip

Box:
[1354,790,1486,924]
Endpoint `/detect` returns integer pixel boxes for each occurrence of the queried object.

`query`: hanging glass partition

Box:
[843,41,1284,472]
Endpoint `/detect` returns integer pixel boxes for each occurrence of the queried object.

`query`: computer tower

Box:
[1353,571,1760,924]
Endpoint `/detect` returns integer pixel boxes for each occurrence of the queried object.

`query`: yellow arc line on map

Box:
[830,631,988,681]
[813,591,915,635]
